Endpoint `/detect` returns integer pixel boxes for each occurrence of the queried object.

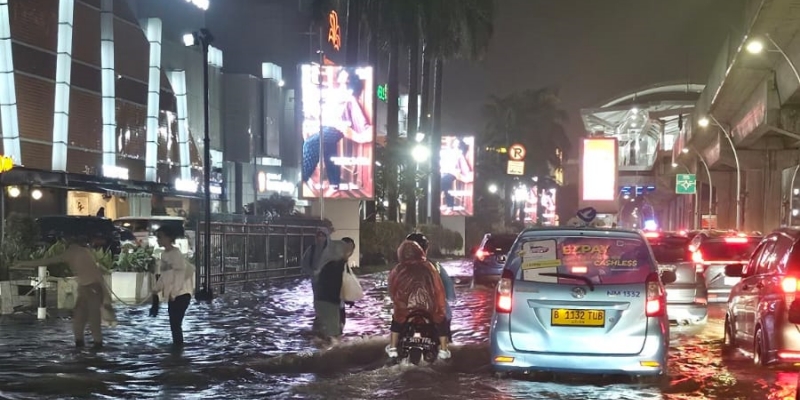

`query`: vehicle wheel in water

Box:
[409,348,423,365]
[754,328,767,366]
[721,316,735,354]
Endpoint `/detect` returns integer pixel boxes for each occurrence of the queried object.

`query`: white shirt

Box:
[153,248,194,301]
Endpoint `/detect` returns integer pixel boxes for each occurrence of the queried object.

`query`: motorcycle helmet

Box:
[406,233,429,251]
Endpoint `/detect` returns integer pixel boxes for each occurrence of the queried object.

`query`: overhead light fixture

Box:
[698,117,710,128]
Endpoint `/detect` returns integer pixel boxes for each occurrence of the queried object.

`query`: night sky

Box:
[209,0,747,149]
[442,0,747,145]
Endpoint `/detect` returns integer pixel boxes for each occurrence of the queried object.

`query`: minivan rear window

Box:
[514,236,653,285]
[650,238,691,264]
[484,235,517,253]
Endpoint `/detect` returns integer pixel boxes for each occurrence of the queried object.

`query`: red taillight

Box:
[782,277,798,293]
[496,269,514,313]
[476,249,490,261]
[645,272,666,317]
[724,237,748,243]
[692,251,704,263]
[644,231,660,238]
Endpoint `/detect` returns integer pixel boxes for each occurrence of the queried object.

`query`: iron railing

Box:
[193,219,326,294]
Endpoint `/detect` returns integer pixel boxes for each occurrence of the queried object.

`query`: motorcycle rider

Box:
[386,240,450,360]
[405,233,456,341]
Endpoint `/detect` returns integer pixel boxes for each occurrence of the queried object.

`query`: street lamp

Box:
[698,114,741,230]
[746,33,800,225]
[745,34,800,85]
[411,144,430,163]
[185,28,214,301]
[488,183,498,194]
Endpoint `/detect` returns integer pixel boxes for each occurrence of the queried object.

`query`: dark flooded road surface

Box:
[0,259,798,399]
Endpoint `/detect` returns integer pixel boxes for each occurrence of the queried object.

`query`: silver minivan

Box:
[724,228,800,366]
[490,228,675,378]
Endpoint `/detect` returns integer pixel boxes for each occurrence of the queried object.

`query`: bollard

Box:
[37,266,47,320]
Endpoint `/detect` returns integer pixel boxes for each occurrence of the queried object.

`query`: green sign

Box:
[377,84,387,102]
[675,174,696,194]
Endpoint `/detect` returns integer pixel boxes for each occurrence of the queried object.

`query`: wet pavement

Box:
[0,259,798,399]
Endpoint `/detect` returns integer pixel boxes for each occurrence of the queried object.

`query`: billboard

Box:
[579,137,618,213]
[440,136,475,216]
[299,65,374,199]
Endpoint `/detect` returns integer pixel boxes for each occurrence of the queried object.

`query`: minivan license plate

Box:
[551,309,605,327]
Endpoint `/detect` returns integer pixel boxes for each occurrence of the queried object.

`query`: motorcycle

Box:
[396,310,440,365]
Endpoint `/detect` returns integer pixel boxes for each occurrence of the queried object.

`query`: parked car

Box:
[689,230,761,303]
[472,233,518,284]
[723,228,800,366]
[36,215,121,255]
[646,231,707,325]
[490,227,675,378]
[113,216,193,261]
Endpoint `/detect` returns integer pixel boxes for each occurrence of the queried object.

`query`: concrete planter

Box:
[111,272,152,303]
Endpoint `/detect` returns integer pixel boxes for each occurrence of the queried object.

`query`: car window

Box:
[484,235,516,253]
[697,239,759,261]
[649,238,691,264]
[114,220,149,233]
[744,242,767,276]
[512,236,653,285]
[755,241,776,276]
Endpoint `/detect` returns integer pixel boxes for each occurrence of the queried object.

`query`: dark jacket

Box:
[315,259,345,304]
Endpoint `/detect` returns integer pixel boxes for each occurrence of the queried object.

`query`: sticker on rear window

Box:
[520,240,560,270]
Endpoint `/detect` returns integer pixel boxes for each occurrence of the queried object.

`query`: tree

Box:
[479,88,570,223]
[420,0,496,225]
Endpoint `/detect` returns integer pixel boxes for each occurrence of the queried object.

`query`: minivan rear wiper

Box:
[538,272,595,291]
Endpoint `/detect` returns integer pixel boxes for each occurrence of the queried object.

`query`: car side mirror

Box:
[724,263,745,278]
[660,270,677,284]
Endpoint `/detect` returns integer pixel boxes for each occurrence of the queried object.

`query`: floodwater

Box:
[0,260,797,399]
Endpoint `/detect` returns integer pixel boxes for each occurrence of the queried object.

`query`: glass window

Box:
[513,236,653,285]
[649,238,691,264]
[697,239,760,261]
[484,234,517,253]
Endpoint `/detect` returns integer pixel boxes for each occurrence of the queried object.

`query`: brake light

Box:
[476,249,490,261]
[692,250,704,264]
[645,272,666,317]
[724,237,748,243]
[496,269,514,313]
[678,230,687,236]
[571,266,588,274]
[644,231,660,238]
[782,277,798,293]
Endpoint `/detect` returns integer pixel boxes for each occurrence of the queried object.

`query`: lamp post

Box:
[746,34,800,225]
[698,115,741,230]
[682,147,714,215]
[411,142,430,225]
[673,162,699,229]
[184,28,214,301]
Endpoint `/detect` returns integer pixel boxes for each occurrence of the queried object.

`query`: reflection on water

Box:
[0,260,797,399]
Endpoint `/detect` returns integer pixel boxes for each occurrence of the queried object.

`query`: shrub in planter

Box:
[360,221,407,263]
[115,246,156,273]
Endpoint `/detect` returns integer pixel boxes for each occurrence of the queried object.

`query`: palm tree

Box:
[420,0,496,225]
[479,88,570,223]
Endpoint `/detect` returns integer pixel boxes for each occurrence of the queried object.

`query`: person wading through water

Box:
[301,227,330,331]
[16,236,117,348]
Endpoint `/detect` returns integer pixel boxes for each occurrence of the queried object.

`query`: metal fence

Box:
[193,218,327,294]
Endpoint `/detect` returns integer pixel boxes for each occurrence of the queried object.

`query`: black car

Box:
[472,233,518,284]
[36,215,122,255]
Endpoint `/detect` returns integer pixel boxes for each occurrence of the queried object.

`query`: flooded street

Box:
[0,259,798,399]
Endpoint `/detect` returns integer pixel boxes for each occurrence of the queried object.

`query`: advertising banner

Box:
[299,65,374,199]
[579,137,618,213]
[440,136,475,216]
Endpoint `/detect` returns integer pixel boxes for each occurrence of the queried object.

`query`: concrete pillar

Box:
[712,171,735,229]
[310,200,360,267]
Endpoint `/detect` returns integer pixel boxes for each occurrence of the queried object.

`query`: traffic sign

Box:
[507,160,524,175]
[508,144,526,161]
[675,174,696,194]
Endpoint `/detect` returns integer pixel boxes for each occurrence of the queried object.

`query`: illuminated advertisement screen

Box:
[440,136,475,216]
[580,138,618,212]
[299,65,374,199]
[522,187,558,226]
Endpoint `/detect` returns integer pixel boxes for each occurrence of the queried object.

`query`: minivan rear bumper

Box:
[490,315,669,376]
[473,261,503,281]
[667,303,707,325]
